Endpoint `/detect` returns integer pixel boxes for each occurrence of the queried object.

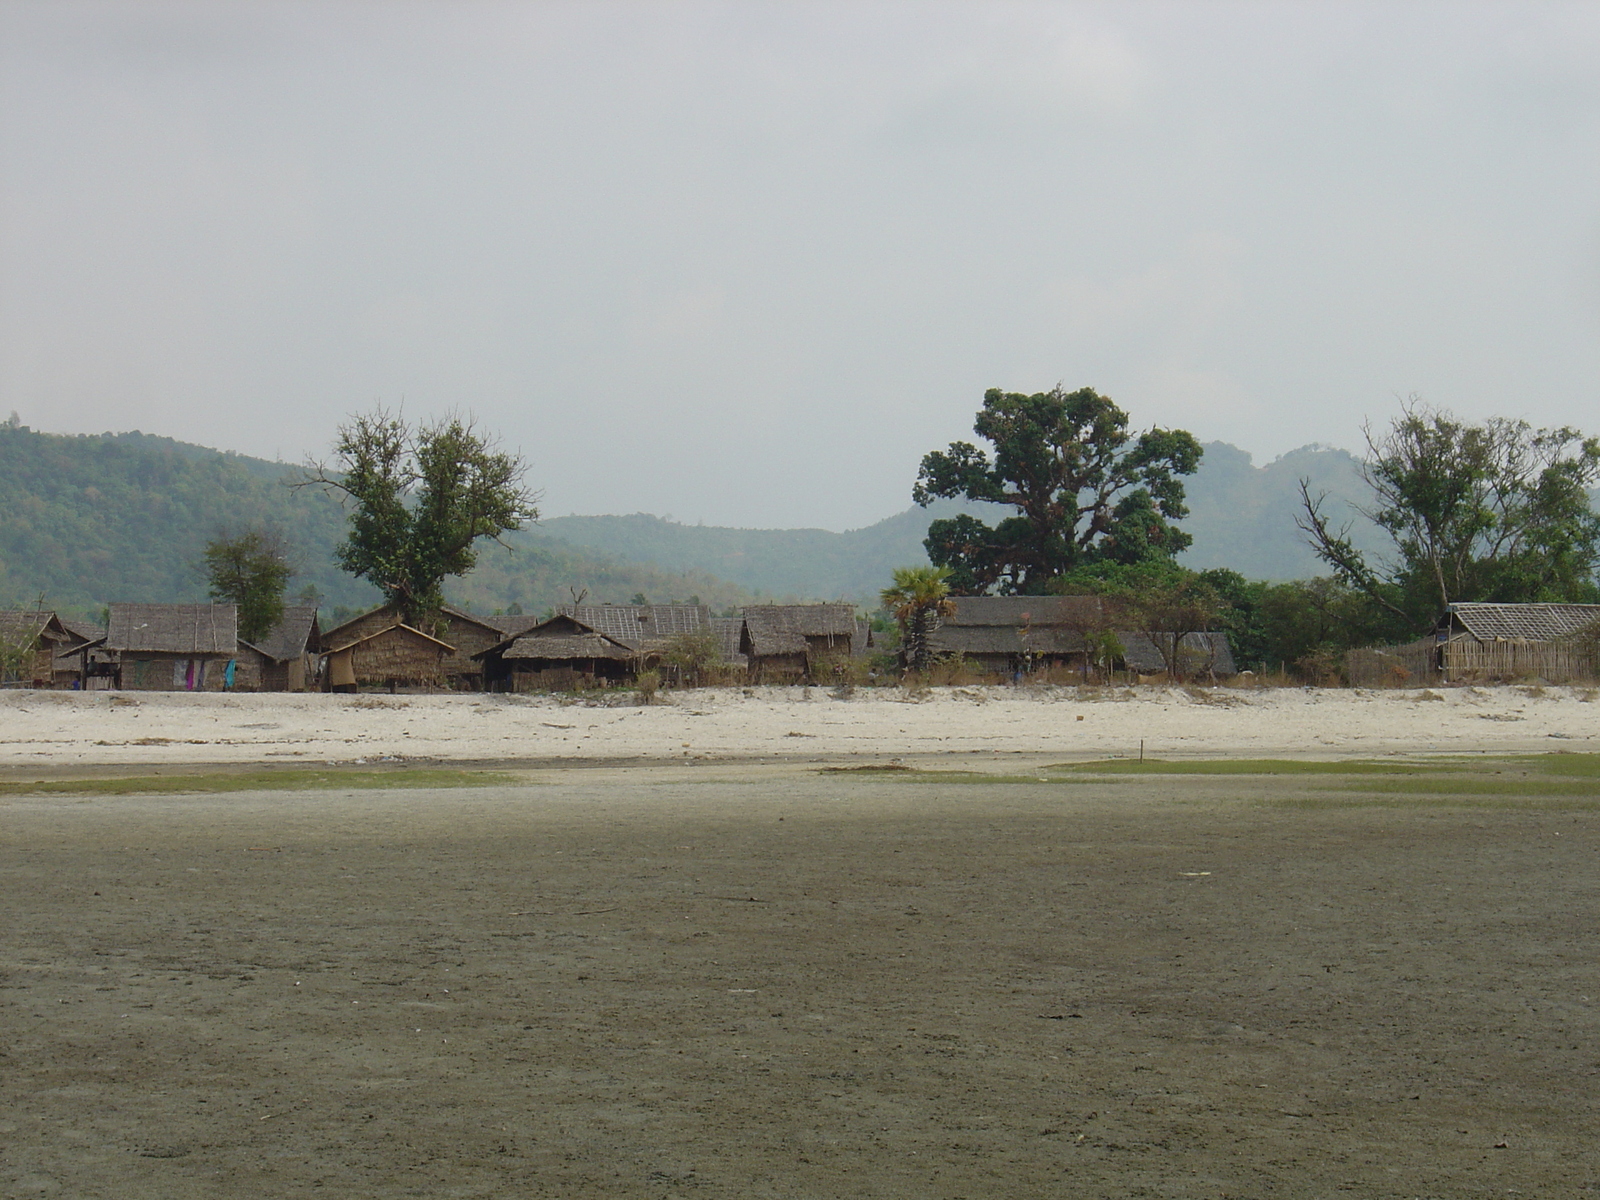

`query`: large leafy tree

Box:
[202,528,294,643]
[880,564,956,673]
[1298,404,1600,634]
[302,410,538,626]
[914,386,1203,595]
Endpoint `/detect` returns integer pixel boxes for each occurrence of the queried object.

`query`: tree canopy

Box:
[1298,404,1600,634]
[303,410,539,626]
[914,386,1202,594]
[202,528,293,644]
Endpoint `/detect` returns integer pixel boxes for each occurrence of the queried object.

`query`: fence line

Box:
[1345,639,1441,688]
[1347,636,1600,687]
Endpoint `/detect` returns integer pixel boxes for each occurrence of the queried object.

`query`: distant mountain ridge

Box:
[539,440,1387,598]
[2,424,1390,618]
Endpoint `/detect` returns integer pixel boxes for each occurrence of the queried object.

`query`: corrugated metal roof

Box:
[1447,602,1600,643]
[105,604,238,655]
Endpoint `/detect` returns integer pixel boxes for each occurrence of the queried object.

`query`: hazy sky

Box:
[3,1,1598,530]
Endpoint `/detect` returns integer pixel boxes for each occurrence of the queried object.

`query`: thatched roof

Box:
[242,607,320,663]
[104,604,238,655]
[1119,631,1236,676]
[0,610,73,648]
[476,613,632,662]
[323,622,455,655]
[943,595,1106,627]
[557,604,712,652]
[741,604,858,657]
[1446,602,1600,643]
[931,624,1087,658]
[503,631,634,662]
[927,595,1101,658]
[473,612,544,637]
[57,617,105,645]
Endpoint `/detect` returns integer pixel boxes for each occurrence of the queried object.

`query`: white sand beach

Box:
[1,683,1594,769]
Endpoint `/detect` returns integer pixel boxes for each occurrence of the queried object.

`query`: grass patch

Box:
[0,768,528,797]
[1268,792,1600,811]
[1053,758,1428,776]
[814,766,1106,785]
[1316,775,1600,799]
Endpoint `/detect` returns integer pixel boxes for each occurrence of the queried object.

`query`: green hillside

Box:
[0,424,1400,619]
[0,424,760,621]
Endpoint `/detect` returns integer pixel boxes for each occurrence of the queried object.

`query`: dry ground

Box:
[3,760,1598,1198]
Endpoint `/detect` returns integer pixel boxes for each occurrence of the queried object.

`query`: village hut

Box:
[320,621,455,692]
[84,603,240,691]
[927,595,1105,677]
[739,604,860,682]
[234,607,322,691]
[1437,602,1600,683]
[1345,602,1600,688]
[0,610,79,688]
[475,613,635,692]
[319,604,538,689]
[557,604,714,662]
[1118,630,1237,682]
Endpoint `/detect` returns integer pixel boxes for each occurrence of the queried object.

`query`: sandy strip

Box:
[0,683,1594,769]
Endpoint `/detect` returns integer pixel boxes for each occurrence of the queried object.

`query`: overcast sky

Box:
[3,1,1598,530]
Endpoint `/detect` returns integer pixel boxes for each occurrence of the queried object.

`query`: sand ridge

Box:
[1,683,1593,768]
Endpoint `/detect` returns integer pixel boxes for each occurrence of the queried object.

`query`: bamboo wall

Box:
[1344,639,1442,688]
[1442,639,1598,684]
[1347,636,1600,687]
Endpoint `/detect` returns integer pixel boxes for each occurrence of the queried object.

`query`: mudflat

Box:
[3,762,1598,1198]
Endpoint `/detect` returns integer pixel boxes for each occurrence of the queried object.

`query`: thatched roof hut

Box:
[928,595,1104,672]
[475,613,635,692]
[320,604,537,689]
[85,603,239,691]
[739,604,859,682]
[322,622,455,691]
[235,606,322,692]
[0,610,78,687]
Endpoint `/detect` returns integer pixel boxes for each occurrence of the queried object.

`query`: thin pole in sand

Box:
[1139,739,1144,763]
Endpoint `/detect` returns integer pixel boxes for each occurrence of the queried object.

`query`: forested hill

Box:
[1,424,1386,619]
[0,425,762,620]
[539,440,1387,596]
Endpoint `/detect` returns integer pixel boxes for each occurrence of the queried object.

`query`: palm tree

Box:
[881,565,957,674]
